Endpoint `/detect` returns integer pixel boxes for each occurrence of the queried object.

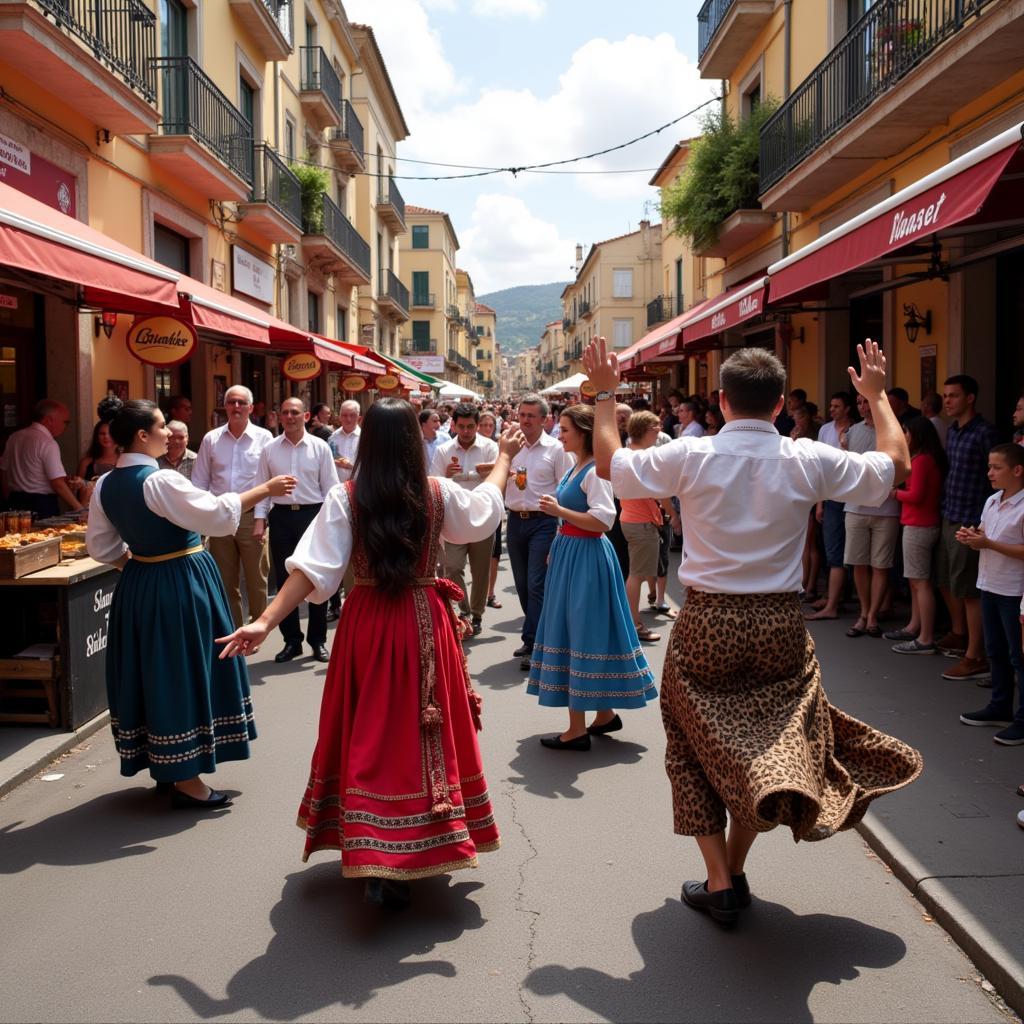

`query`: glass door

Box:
[160,0,189,132]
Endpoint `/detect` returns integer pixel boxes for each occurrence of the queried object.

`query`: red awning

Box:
[768,121,1024,303]
[617,310,689,372]
[0,180,180,311]
[329,340,387,374]
[683,277,769,346]
[309,336,354,368]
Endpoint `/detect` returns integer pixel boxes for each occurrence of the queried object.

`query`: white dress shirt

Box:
[680,420,705,439]
[610,418,894,594]
[930,415,950,449]
[504,431,575,511]
[0,422,66,493]
[328,425,361,481]
[430,434,499,491]
[844,422,900,517]
[423,434,443,468]
[286,479,504,604]
[818,419,842,449]
[570,465,616,529]
[192,421,273,496]
[977,488,1024,596]
[254,432,336,518]
[86,454,242,563]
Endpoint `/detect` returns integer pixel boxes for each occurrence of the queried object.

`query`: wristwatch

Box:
[594,390,614,402]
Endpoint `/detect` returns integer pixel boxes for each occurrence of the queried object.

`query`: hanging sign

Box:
[645,364,672,376]
[126,316,197,367]
[341,374,367,393]
[374,373,400,392]
[281,352,322,382]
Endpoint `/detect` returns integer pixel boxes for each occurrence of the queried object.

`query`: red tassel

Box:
[431,800,454,817]
[421,704,444,728]
[468,688,483,732]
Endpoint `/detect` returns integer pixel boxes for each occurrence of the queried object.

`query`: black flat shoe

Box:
[539,733,591,751]
[519,655,532,671]
[681,880,739,927]
[274,641,304,663]
[312,643,330,663]
[171,787,232,810]
[731,873,751,908]
[587,714,623,736]
[363,878,412,910]
[326,607,340,622]
[513,643,532,658]
[154,781,173,795]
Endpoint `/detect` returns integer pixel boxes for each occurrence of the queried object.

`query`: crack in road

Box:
[503,779,539,1024]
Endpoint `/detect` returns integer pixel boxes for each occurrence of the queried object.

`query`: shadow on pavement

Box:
[506,734,648,799]
[0,788,229,873]
[526,896,907,1023]
[473,659,528,692]
[149,867,485,1018]
[247,658,329,686]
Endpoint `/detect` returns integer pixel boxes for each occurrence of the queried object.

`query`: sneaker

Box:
[942,657,991,681]
[892,639,936,655]
[994,722,1024,746]
[884,629,918,642]
[935,631,968,655]
[959,708,1013,727]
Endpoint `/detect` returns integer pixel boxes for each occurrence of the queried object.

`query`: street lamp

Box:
[903,304,931,344]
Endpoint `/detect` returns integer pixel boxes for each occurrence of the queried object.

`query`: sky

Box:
[343,0,720,295]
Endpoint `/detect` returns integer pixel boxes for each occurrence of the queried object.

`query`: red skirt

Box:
[297,581,500,880]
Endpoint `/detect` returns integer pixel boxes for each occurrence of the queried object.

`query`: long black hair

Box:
[107,398,159,450]
[904,415,947,477]
[352,398,428,596]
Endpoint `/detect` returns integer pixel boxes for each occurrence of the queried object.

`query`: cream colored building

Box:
[537,321,567,388]
[451,268,478,391]
[472,303,498,396]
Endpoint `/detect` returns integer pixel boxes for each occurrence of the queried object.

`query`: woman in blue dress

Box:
[527,404,656,750]
[86,399,295,808]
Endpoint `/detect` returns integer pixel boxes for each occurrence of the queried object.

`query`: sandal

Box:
[655,604,678,619]
[635,623,661,642]
[866,624,883,638]
[486,596,502,609]
[647,590,657,606]
[846,620,867,638]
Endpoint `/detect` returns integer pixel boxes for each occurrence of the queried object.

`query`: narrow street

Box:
[0,560,1012,1024]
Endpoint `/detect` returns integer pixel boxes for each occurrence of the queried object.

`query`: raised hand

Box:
[498,429,526,460]
[847,339,887,399]
[582,335,619,394]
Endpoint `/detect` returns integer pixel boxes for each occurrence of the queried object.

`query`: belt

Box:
[271,502,322,512]
[354,576,439,588]
[132,544,204,564]
[508,510,546,519]
[559,524,602,538]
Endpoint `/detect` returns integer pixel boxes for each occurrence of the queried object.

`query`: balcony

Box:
[411,292,435,308]
[150,57,252,201]
[0,0,158,134]
[562,316,574,331]
[376,175,406,233]
[377,268,409,321]
[301,193,371,286]
[694,208,775,257]
[759,0,1019,211]
[328,99,365,174]
[299,45,341,129]
[227,0,292,61]
[238,144,302,244]
[578,299,592,319]
[447,348,476,374]
[697,0,773,79]
[646,296,675,327]
[401,337,438,355]
[446,304,461,321]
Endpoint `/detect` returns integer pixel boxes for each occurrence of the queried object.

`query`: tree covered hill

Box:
[477,282,571,355]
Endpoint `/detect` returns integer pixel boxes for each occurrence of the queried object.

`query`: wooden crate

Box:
[0,537,61,579]
[0,657,61,727]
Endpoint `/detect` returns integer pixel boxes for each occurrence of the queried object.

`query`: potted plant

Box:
[872,17,925,79]
[290,157,330,234]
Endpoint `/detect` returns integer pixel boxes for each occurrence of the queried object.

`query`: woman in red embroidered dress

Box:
[220,398,524,905]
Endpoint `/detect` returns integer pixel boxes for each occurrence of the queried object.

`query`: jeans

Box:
[981,590,1024,723]
[506,514,557,647]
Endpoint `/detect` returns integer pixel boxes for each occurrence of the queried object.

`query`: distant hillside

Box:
[477,282,571,355]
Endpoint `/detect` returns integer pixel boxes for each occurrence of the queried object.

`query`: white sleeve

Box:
[317,440,337,500]
[580,470,616,529]
[430,440,451,479]
[440,478,503,543]
[43,438,68,482]
[191,434,213,491]
[610,442,687,501]
[253,446,272,520]
[812,443,895,505]
[142,470,242,537]
[85,475,128,564]
[285,484,352,603]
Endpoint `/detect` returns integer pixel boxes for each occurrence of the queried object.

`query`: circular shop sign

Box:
[341,374,367,393]
[126,316,197,367]
[374,373,400,392]
[645,364,672,376]
[281,352,322,382]
[580,381,598,397]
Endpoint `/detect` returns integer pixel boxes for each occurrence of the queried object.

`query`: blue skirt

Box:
[527,534,656,711]
[105,550,256,781]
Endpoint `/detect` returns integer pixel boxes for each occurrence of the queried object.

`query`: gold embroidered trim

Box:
[532,644,648,661]
[340,857,480,880]
[461,770,485,784]
[530,680,657,698]
[462,790,492,808]
[344,807,465,829]
[530,667,655,682]
[343,829,471,853]
[465,813,496,830]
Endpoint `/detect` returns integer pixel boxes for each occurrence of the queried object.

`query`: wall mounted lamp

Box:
[903,304,932,344]
[94,310,118,339]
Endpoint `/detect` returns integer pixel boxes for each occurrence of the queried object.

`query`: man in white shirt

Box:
[1,399,84,517]
[420,408,443,467]
[431,403,499,635]
[193,385,273,628]
[328,400,361,482]
[676,400,705,439]
[504,393,575,670]
[588,338,921,926]
[254,397,337,664]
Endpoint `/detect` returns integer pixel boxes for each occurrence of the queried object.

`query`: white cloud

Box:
[471,0,546,17]
[458,194,574,293]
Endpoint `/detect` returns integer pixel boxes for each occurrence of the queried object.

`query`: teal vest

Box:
[99,465,200,558]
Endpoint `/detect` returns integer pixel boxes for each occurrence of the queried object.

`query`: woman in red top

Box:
[889,416,947,654]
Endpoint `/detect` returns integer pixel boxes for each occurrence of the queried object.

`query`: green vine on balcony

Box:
[661,98,778,253]
[290,157,330,233]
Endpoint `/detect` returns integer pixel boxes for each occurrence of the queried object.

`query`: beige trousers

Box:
[443,535,494,619]
[208,508,269,628]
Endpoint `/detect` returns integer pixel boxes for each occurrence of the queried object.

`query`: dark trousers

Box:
[269,504,326,646]
[981,590,1024,723]
[8,491,59,518]
[506,513,557,647]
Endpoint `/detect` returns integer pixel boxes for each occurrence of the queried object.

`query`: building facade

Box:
[472,302,498,396]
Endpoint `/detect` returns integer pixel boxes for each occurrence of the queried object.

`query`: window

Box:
[239,75,255,130]
[307,290,320,333]
[412,225,429,249]
[284,116,296,162]
[412,321,431,351]
[412,271,430,305]
[613,318,632,349]
[154,223,191,274]
[336,306,347,341]
[477,348,485,360]
[612,269,633,299]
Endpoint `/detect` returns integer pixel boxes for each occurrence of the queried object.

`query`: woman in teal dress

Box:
[86,399,295,809]
[527,404,656,750]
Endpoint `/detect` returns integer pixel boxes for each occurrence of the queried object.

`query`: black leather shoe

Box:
[326,607,340,623]
[540,733,591,751]
[471,617,482,636]
[731,873,751,908]
[681,880,739,927]
[519,655,532,671]
[154,781,173,795]
[312,643,329,663]
[274,641,304,663]
[587,714,623,736]
[513,643,532,657]
[364,878,412,910]
[171,787,232,810]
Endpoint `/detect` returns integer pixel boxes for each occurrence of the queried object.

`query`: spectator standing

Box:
[888,417,946,654]
[420,408,443,467]
[773,388,805,438]
[255,397,337,664]
[310,404,333,431]
[887,387,921,427]
[705,405,726,436]
[957,444,1024,744]
[431,403,499,636]
[936,374,999,680]
[1012,393,1024,446]
[921,392,948,448]
[157,420,198,480]
[676,400,705,439]
[328,400,361,482]
[193,385,273,628]
[167,395,193,429]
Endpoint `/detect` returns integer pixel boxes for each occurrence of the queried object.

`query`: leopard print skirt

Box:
[661,590,923,841]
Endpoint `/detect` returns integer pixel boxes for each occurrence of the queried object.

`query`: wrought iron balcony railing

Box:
[411,291,436,307]
[578,299,591,317]
[760,0,997,193]
[697,0,738,60]
[250,144,301,229]
[378,268,409,315]
[377,175,406,226]
[647,295,676,327]
[303,193,371,278]
[402,338,438,355]
[300,46,341,118]
[151,56,253,183]
[258,0,292,43]
[446,304,461,320]
[328,100,365,160]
